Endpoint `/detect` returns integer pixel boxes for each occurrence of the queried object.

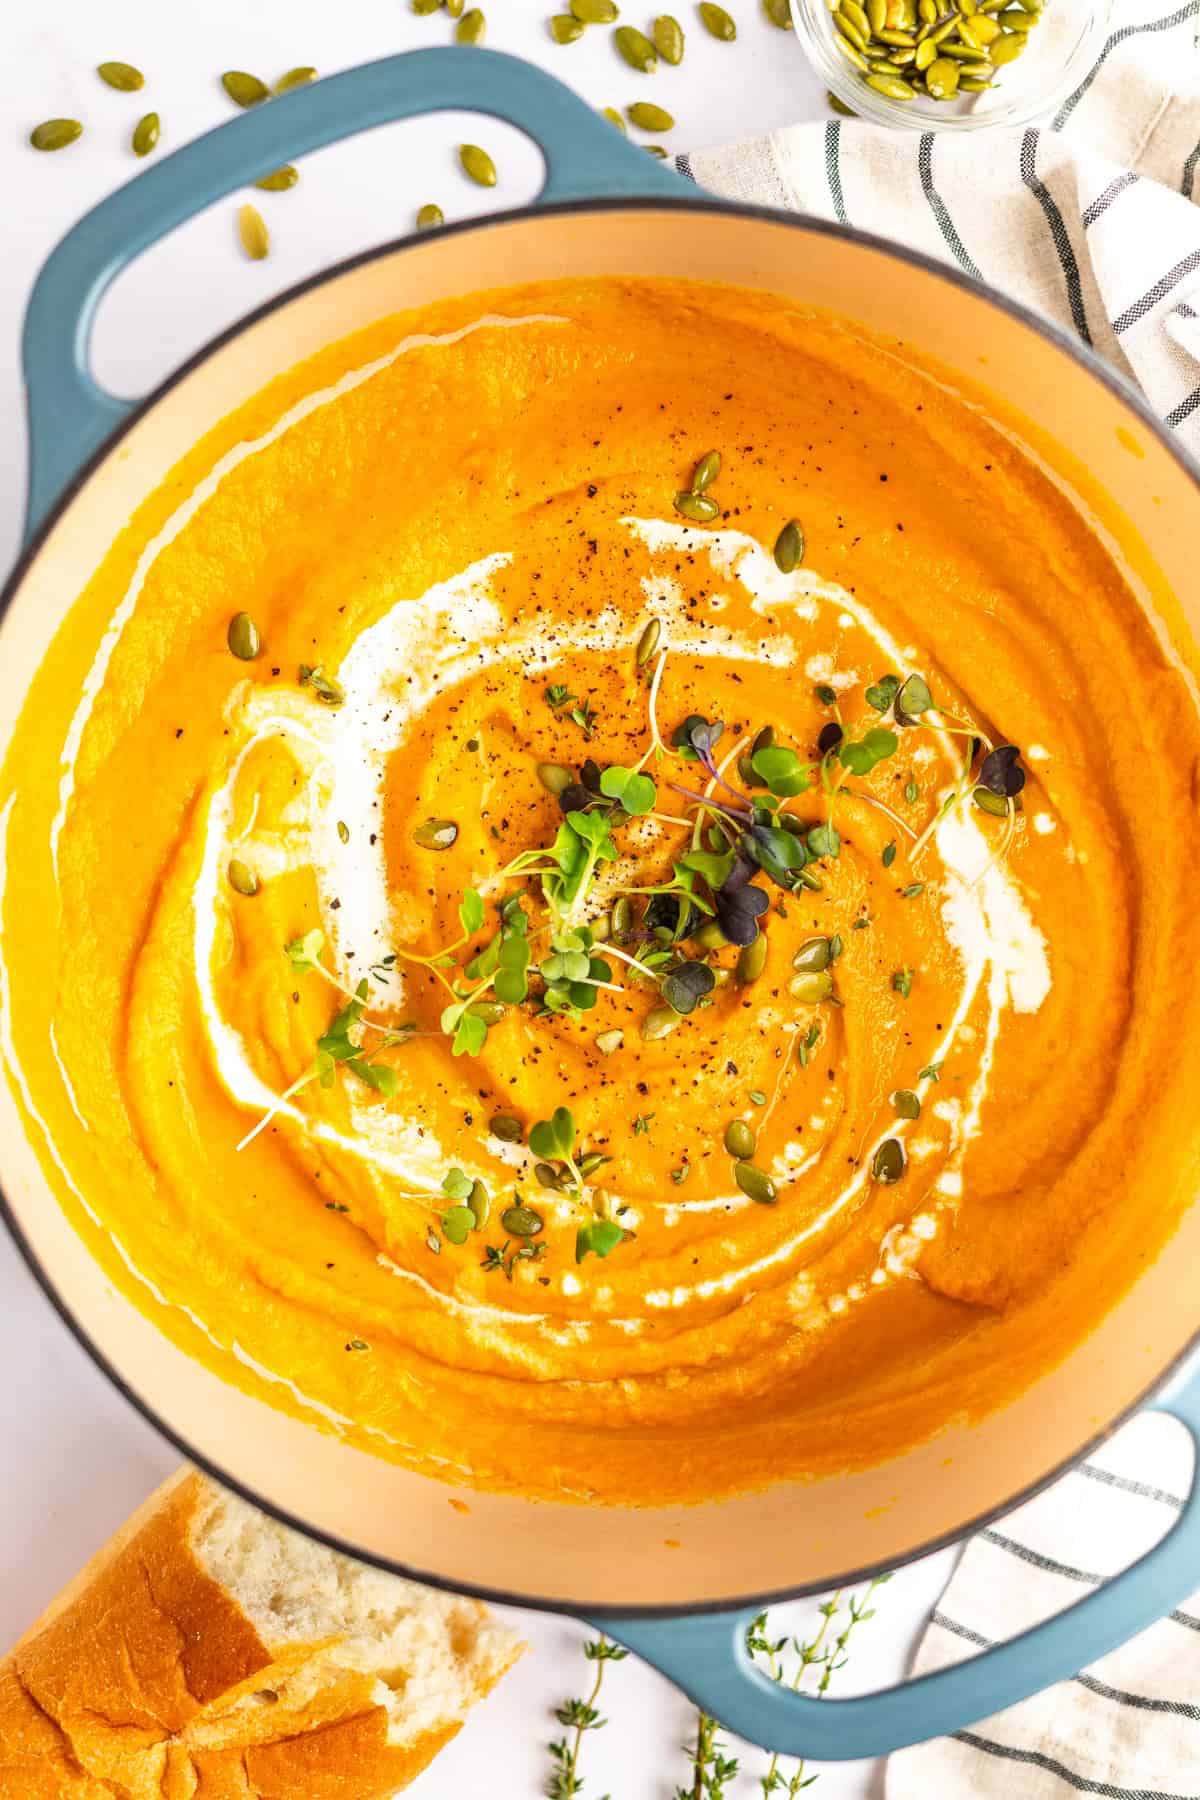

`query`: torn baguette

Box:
[0,1468,524,1798]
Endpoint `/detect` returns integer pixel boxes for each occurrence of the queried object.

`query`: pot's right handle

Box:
[22,46,691,540]
[595,1363,1200,1759]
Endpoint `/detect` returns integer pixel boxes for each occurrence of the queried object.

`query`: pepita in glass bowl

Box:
[791,0,1110,129]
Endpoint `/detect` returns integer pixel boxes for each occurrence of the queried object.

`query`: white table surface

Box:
[0,6,959,1794]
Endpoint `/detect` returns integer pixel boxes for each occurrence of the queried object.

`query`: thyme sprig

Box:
[546,1636,628,1800]
[674,1713,739,1800]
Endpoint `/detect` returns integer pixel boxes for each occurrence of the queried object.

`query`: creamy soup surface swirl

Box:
[3,279,1199,1505]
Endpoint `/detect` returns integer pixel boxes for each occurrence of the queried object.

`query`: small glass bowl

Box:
[790,0,1110,131]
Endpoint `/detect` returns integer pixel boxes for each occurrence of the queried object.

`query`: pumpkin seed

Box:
[30,119,83,152]
[959,61,994,77]
[960,12,1001,42]
[694,920,730,951]
[1015,0,1042,11]
[456,6,487,39]
[725,1119,756,1158]
[467,1181,490,1229]
[793,936,831,972]
[98,60,145,91]
[615,24,659,68]
[888,46,917,61]
[835,12,870,48]
[914,36,938,66]
[867,0,888,27]
[489,1112,524,1141]
[699,1,737,38]
[595,1028,624,1055]
[765,0,793,21]
[876,24,917,41]
[131,112,160,157]
[468,1001,506,1025]
[416,201,444,228]
[446,0,468,11]
[573,0,619,17]
[690,448,721,490]
[789,969,834,1003]
[227,612,261,660]
[893,1089,922,1120]
[840,0,871,34]
[927,15,960,39]
[674,490,720,523]
[871,1138,906,1184]
[752,724,776,752]
[274,66,318,92]
[988,29,1025,58]
[552,14,586,40]
[227,858,259,896]
[636,617,662,666]
[412,0,442,10]
[736,933,769,984]
[459,142,497,186]
[602,105,628,129]
[734,1161,776,1204]
[238,204,270,260]
[222,70,271,107]
[534,1161,566,1189]
[834,33,870,66]
[337,820,350,844]
[537,761,574,796]
[917,0,938,19]
[413,818,459,849]
[997,8,1037,25]
[255,164,299,190]
[958,72,992,86]
[628,100,676,132]
[924,54,960,92]
[641,1004,681,1041]
[606,899,631,943]
[501,1204,544,1238]
[645,145,669,157]
[826,88,858,114]
[774,518,804,572]
[939,39,980,55]
[579,1151,611,1178]
[648,12,686,61]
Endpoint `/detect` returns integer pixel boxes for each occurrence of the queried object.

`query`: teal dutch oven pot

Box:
[4,47,1200,1761]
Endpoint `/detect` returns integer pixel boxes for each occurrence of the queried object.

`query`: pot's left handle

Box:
[22,46,691,541]
[591,1362,1200,1759]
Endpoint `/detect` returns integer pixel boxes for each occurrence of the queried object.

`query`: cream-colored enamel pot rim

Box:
[3,193,1200,1618]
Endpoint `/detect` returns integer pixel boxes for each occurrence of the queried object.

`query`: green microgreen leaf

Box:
[838,726,898,777]
[285,928,325,974]
[350,1059,397,1097]
[441,1205,474,1245]
[813,683,837,706]
[575,1218,626,1263]
[529,1106,576,1162]
[452,1011,488,1056]
[896,673,933,719]
[599,764,657,815]
[751,745,811,797]
[442,1167,473,1202]
[806,821,840,861]
[865,673,901,712]
[459,888,485,934]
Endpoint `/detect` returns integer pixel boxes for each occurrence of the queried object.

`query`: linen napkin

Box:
[678,5,1200,1790]
[677,0,1200,458]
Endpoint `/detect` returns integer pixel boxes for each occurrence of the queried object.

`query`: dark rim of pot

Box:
[2,193,1199,1621]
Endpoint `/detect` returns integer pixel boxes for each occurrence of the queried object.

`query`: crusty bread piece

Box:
[0,1469,524,1798]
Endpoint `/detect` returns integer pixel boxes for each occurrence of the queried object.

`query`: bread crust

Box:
[0,1472,522,1799]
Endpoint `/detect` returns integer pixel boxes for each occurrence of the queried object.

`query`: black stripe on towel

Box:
[1165,383,1200,428]
[1080,172,1140,229]
[1112,248,1200,334]
[1184,140,1200,200]
[931,1611,1200,1720]
[825,119,847,225]
[1076,1461,1184,1510]
[1053,1,1199,131]
[918,133,982,278]
[955,1731,1188,1799]
[674,153,697,184]
[1020,130,1091,344]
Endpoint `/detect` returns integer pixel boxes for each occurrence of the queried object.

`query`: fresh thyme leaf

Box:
[881,840,897,868]
[865,673,901,712]
[481,1242,507,1272]
[671,1160,690,1184]
[919,1061,942,1082]
[813,683,837,706]
[796,1022,820,1067]
[298,663,344,706]
[905,776,920,804]
[325,1200,348,1212]
[545,683,574,710]
[892,967,915,999]
[570,700,599,738]
[576,1218,626,1262]
[900,883,924,899]
[633,1113,654,1136]
[749,1089,767,1105]
[548,1636,623,1800]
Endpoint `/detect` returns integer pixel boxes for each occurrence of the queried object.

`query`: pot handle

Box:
[21,46,690,539]
[591,1363,1200,1759]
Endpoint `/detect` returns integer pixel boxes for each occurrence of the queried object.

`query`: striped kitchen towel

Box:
[680,0,1200,457]
[886,1410,1200,1796]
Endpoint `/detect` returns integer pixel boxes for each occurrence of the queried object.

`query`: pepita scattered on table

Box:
[699,1,738,39]
[97,61,145,91]
[653,13,687,58]
[628,100,676,130]
[30,118,83,152]
[764,0,793,25]
[274,66,318,92]
[552,14,587,40]
[573,0,621,18]
[614,24,659,69]
[255,165,299,191]
[416,201,445,228]
[131,112,160,157]
[456,8,487,42]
